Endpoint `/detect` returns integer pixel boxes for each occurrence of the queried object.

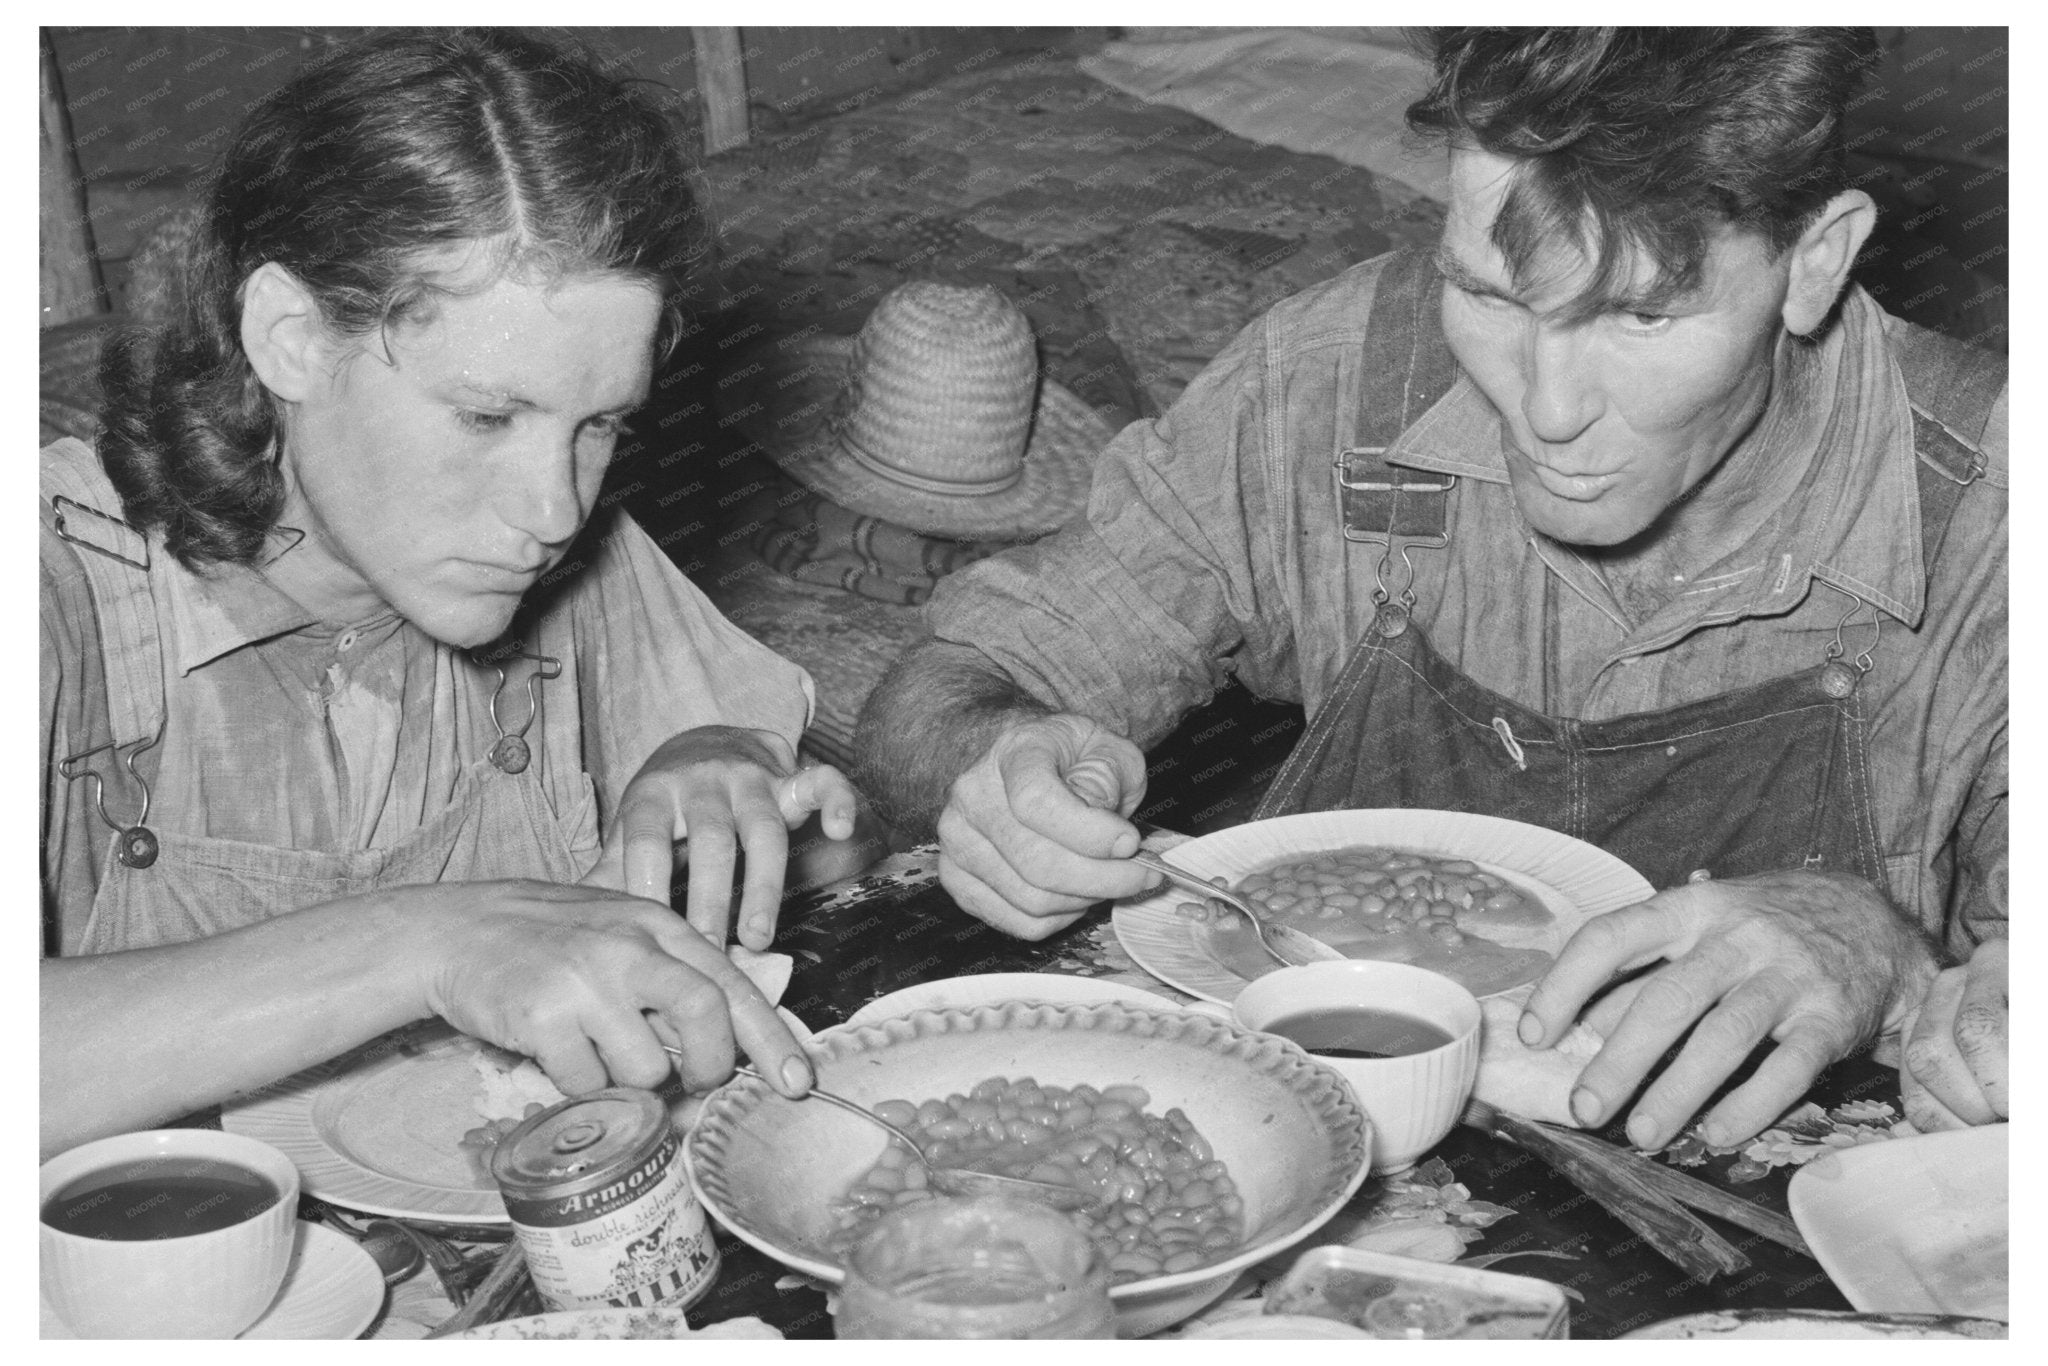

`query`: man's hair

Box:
[1406,27,1882,319]
[97,28,708,569]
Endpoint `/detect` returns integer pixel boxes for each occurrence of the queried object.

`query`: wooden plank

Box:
[40,28,108,326]
[691,27,749,156]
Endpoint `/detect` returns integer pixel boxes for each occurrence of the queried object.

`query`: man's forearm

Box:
[852,642,1052,839]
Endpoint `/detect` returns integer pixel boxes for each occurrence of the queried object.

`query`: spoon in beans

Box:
[1129,850,1346,968]
[729,1066,1099,1212]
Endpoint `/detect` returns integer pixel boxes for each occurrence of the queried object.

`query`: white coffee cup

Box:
[1232,960,1481,1173]
[40,1129,301,1338]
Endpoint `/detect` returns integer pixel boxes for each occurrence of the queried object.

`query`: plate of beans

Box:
[685,1001,1372,1337]
[1113,810,1654,1006]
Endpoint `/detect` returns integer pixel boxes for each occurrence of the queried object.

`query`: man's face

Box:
[1436,148,1797,548]
[278,266,660,647]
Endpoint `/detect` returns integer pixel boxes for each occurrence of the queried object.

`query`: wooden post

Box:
[40,28,108,326]
[691,27,749,156]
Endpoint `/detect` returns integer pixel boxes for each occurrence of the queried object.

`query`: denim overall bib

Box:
[42,439,600,956]
[1252,252,1993,895]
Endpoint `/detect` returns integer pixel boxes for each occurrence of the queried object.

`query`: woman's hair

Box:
[97,28,708,568]
[1406,27,1882,321]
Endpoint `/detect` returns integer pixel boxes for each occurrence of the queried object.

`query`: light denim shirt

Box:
[927,254,2007,953]
[42,441,816,955]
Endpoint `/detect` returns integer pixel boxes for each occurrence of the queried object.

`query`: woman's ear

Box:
[239,263,330,402]
[1782,189,1878,337]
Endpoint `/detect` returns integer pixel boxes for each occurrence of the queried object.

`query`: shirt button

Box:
[339,630,357,651]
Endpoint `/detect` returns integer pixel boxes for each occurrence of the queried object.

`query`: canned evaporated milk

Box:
[491,1087,719,1312]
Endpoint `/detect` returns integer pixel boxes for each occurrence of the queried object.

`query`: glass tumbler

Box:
[833,1195,1116,1339]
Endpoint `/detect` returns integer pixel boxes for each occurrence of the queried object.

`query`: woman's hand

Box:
[582,726,857,949]
[1898,938,2008,1131]
[935,713,1158,940]
[1517,870,1939,1149]
[415,879,813,1098]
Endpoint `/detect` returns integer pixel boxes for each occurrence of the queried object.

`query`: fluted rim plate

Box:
[685,1000,1372,1303]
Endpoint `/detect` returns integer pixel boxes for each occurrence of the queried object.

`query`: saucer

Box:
[43,1220,385,1339]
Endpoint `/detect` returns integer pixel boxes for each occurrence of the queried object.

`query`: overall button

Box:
[490,734,532,774]
[118,826,160,869]
[1819,661,1860,698]
[1373,604,1410,638]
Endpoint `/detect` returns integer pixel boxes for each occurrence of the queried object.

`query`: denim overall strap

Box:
[41,440,171,876]
[40,441,163,749]
[1255,248,1458,821]
[1331,249,1460,620]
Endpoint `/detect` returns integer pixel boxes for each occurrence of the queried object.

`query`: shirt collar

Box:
[1383,285,1927,627]
[156,540,322,675]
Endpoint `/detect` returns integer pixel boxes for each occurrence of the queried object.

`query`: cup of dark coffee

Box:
[1232,960,1481,1173]
[40,1129,300,1338]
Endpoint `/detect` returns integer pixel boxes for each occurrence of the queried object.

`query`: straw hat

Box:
[723,282,1116,539]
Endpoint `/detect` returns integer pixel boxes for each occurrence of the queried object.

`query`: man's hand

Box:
[582,725,857,950]
[1899,938,2007,1131]
[935,714,1160,939]
[416,880,812,1099]
[1517,870,1938,1150]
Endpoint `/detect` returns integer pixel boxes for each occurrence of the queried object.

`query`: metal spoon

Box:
[349,1219,424,1286]
[1129,849,1346,967]
[728,1065,1098,1212]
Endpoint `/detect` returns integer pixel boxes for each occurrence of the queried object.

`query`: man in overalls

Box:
[854,28,2006,1148]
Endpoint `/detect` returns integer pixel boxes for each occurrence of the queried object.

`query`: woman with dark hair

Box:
[40,29,852,1156]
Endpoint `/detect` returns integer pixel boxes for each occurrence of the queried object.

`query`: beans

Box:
[1234,846,1540,934]
[828,1074,1245,1286]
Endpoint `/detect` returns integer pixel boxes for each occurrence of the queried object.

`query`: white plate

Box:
[223,1011,812,1225]
[224,1021,526,1224]
[1788,1123,2008,1320]
[42,1220,384,1340]
[453,1310,783,1340]
[1113,810,1654,1005]
[846,972,1184,1026]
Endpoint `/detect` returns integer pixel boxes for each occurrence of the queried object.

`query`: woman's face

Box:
[275,268,661,647]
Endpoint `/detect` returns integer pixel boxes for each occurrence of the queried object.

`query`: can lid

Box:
[491,1087,668,1193]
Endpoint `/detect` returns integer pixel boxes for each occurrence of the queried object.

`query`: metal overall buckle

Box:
[479,650,561,774]
[60,722,166,869]
[50,494,150,571]
[1334,447,1454,638]
[1819,595,1883,699]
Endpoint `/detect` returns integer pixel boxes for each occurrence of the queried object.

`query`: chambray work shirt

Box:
[927,256,2007,953]
[41,475,816,955]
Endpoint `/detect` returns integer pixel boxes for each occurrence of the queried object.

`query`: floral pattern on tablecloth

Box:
[1659,1099,1913,1182]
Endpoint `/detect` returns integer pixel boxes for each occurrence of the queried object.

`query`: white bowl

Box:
[40,1129,301,1339]
[1233,960,1482,1173]
[686,1001,1373,1337]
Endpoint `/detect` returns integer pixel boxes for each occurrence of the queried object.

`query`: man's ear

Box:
[239,263,331,403]
[1782,189,1877,336]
